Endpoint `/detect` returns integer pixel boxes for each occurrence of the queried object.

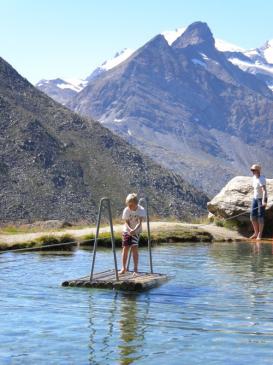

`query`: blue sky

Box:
[1,0,273,84]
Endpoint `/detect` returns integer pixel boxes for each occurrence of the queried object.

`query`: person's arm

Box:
[125,219,133,233]
[130,217,143,235]
[262,185,267,206]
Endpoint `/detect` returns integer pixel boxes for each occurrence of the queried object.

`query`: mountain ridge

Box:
[0,55,208,222]
[36,24,273,104]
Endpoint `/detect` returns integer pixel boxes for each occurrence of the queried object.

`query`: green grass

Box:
[214,218,242,231]
[188,215,211,225]
[0,233,77,252]
[80,228,213,248]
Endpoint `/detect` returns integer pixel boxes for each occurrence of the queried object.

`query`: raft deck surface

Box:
[62,269,168,291]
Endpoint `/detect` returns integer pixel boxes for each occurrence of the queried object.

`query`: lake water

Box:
[1,242,273,365]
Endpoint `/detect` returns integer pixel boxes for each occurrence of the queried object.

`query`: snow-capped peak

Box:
[36,78,87,93]
[161,27,186,45]
[161,26,244,53]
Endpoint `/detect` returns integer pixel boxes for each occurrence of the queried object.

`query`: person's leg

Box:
[257,200,265,240]
[250,219,259,239]
[250,199,259,238]
[257,222,264,240]
[119,246,129,274]
[131,245,139,274]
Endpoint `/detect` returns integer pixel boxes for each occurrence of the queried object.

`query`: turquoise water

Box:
[1,242,273,364]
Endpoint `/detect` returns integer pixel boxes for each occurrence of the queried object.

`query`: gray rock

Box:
[27,220,72,229]
[207,176,273,233]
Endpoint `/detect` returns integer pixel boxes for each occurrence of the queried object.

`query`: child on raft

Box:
[119,193,146,276]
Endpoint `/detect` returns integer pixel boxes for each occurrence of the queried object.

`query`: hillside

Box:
[0,56,208,222]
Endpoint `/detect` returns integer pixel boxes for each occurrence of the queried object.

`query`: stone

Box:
[28,220,72,230]
[207,176,273,234]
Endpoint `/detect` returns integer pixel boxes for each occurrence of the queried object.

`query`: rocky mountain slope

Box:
[0,55,208,222]
[67,22,273,196]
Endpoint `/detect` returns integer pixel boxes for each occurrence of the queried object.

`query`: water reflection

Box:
[87,292,150,365]
[210,241,273,275]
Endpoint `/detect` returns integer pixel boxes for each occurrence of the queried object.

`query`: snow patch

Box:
[57,82,83,92]
[101,48,135,71]
[229,57,273,74]
[215,39,244,52]
[263,40,273,64]
[162,27,186,45]
[192,58,207,68]
[113,118,124,123]
[37,78,87,93]
[200,53,209,60]
[88,48,135,81]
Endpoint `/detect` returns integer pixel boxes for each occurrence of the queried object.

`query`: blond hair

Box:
[125,193,138,205]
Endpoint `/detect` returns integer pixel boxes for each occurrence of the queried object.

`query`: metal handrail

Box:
[127,197,153,274]
[90,198,119,282]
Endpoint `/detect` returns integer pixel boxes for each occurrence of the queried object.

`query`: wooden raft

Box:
[62,269,168,291]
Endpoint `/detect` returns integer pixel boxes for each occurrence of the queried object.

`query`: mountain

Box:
[224,40,273,91]
[0,55,208,222]
[67,21,273,196]
[36,78,87,105]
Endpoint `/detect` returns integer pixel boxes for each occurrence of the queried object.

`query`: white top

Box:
[253,175,266,199]
[122,205,146,234]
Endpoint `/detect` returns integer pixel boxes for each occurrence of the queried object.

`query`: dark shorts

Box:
[122,232,139,247]
[250,198,265,222]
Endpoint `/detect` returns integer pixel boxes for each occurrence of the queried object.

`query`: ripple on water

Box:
[1,242,273,364]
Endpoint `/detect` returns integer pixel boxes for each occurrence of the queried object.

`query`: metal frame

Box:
[127,197,153,274]
[90,198,119,282]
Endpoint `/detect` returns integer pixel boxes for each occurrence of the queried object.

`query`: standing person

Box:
[119,193,146,276]
[250,164,267,240]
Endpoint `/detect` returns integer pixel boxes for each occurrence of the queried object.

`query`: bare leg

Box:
[257,220,264,240]
[250,219,259,239]
[131,245,139,275]
[119,246,129,274]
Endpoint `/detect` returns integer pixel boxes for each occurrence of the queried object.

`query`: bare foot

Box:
[132,272,138,277]
[256,235,262,241]
[119,269,127,275]
[250,234,257,239]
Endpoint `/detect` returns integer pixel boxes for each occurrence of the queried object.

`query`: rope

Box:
[219,200,273,221]
[0,238,95,255]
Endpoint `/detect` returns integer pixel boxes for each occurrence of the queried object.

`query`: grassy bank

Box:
[80,228,213,248]
[0,234,77,252]
[0,226,213,252]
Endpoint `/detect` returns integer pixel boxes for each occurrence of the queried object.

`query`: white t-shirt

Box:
[122,205,146,234]
[253,175,266,199]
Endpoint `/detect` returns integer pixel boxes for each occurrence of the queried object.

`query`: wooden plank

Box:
[62,270,168,291]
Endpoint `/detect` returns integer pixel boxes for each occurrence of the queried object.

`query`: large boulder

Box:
[207,176,273,234]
